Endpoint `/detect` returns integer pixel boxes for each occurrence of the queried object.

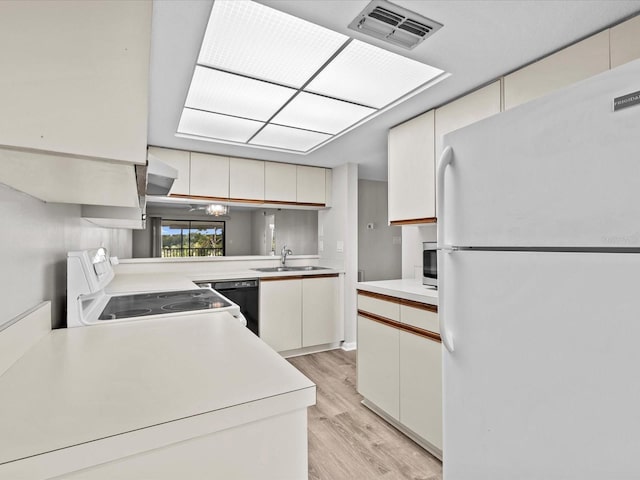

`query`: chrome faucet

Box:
[280,245,293,266]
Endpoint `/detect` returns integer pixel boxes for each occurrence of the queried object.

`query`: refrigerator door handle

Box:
[436,145,453,250]
[437,145,455,353]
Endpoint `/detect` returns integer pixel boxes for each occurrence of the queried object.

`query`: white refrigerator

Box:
[438,58,640,479]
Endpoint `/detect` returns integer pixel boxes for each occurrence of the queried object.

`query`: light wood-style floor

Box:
[288,349,442,480]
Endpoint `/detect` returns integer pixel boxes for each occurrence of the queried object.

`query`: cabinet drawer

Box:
[400,304,438,334]
[357,294,400,322]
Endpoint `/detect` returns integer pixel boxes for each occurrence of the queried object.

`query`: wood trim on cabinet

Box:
[260,273,338,282]
[304,273,339,279]
[264,199,326,207]
[357,289,438,313]
[389,218,437,226]
[170,194,325,208]
[261,276,305,282]
[357,289,401,304]
[358,310,441,343]
[170,193,228,202]
[400,298,438,313]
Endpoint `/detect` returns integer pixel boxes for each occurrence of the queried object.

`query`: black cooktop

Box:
[98,289,232,320]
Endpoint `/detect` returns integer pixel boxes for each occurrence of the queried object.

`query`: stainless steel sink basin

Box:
[252,266,329,273]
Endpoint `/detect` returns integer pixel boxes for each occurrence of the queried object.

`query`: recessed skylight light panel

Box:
[178,0,448,153]
[197,0,348,88]
[178,109,263,143]
[250,124,331,152]
[272,92,375,135]
[306,40,445,108]
[185,67,296,122]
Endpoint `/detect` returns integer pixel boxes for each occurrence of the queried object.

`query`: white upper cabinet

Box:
[190,153,229,199]
[610,15,640,68]
[229,158,265,201]
[147,147,190,196]
[0,1,151,164]
[388,110,436,224]
[435,81,502,157]
[296,166,326,205]
[503,30,609,110]
[265,162,297,203]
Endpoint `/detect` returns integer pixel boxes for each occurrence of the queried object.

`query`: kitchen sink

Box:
[252,266,329,272]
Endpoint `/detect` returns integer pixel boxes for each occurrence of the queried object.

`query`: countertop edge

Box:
[356,280,438,306]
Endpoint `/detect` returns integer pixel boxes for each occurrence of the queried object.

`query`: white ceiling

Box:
[148,0,640,180]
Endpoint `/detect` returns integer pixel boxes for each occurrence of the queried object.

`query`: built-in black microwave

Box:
[423,242,437,287]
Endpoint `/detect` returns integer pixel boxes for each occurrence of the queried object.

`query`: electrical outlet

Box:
[336,240,344,253]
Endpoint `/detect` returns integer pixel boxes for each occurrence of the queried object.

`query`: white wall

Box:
[319,163,358,347]
[272,209,318,256]
[358,180,402,281]
[0,184,132,329]
[401,224,437,279]
[225,210,252,256]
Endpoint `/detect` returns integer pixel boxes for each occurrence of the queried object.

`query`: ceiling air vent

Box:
[348,0,443,50]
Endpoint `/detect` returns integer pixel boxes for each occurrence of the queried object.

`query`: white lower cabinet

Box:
[357,291,442,457]
[259,279,302,352]
[260,274,343,353]
[357,315,400,419]
[399,331,443,450]
[302,276,341,347]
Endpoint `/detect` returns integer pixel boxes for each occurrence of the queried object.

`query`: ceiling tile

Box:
[271,92,375,135]
[177,109,263,143]
[250,124,331,152]
[306,39,444,108]
[198,0,348,88]
[185,67,296,121]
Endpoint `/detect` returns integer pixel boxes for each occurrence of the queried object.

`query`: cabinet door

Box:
[388,110,435,224]
[610,15,640,68]
[229,158,264,201]
[302,276,342,347]
[357,315,399,419]
[147,147,190,195]
[0,1,151,164]
[190,152,229,199]
[399,332,442,450]
[435,81,501,157]
[259,279,302,352]
[265,162,297,203]
[296,166,326,205]
[503,31,609,110]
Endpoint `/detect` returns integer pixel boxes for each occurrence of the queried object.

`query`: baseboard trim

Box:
[280,342,342,359]
[341,341,357,351]
[361,398,442,461]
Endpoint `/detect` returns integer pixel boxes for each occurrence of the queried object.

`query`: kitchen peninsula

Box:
[0,303,315,479]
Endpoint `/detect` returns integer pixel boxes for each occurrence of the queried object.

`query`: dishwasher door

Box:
[212,280,259,336]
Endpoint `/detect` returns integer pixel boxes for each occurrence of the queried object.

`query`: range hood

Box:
[146,155,177,196]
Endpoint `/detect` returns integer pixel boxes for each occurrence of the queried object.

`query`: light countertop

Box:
[357,278,438,306]
[106,273,197,293]
[0,313,315,466]
[107,269,344,292]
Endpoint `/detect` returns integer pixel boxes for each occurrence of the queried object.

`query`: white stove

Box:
[67,248,244,328]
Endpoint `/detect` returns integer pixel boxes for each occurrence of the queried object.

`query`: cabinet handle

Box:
[436,146,455,353]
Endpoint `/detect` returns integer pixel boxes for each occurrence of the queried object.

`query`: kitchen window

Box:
[161,220,225,257]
